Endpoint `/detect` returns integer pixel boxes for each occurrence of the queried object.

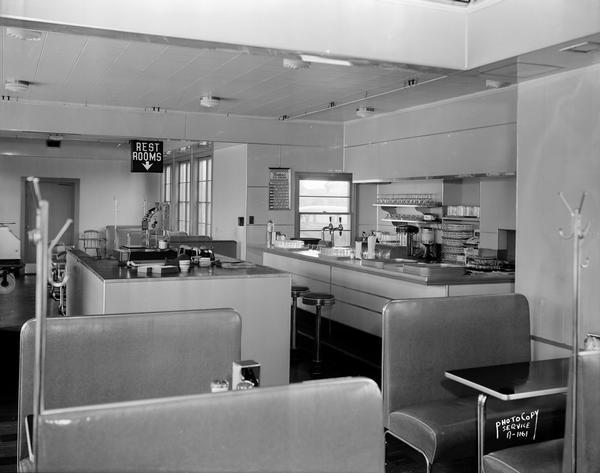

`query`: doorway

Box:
[21,178,79,274]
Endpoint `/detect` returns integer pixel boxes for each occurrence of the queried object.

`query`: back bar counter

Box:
[66,250,291,386]
[261,247,514,337]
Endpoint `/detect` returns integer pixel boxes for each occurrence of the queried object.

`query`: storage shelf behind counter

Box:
[260,247,514,337]
[66,249,291,387]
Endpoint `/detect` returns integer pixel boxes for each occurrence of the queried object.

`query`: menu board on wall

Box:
[268,167,291,210]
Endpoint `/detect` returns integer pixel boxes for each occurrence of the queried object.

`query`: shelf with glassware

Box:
[374,194,442,226]
[374,206,442,226]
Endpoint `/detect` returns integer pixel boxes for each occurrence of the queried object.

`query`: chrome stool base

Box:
[301,292,335,374]
[291,285,310,350]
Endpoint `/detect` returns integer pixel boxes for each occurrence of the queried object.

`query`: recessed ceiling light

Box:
[4,80,30,92]
[283,58,310,70]
[200,96,220,108]
[299,54,353,67]
[6,27,43,41]
[356,106,375,118]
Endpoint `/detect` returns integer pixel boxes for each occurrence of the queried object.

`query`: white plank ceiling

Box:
[2,19,600,129]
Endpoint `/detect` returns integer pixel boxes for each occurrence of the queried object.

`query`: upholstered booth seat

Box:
[482,350,600,473]
[18,309,242,469]
[382,294,566,472]
[388,394,566,465]
[33,377,385,473]
[483,439,563,473]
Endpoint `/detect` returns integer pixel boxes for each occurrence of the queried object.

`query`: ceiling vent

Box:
[4,80,30,93]
[200,96,220,108]
[356,106,375,118]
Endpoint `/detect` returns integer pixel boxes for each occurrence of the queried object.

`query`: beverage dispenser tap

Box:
[321,217,335,247]
[331,217,343,247]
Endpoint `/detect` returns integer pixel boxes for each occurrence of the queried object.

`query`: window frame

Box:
[162,143,213,236]
[294,171,354,244]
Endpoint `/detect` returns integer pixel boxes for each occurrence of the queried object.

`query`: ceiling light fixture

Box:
[4,80,30,93]
[356,106,375,118]
[6,27,43,41]
[48,134,64,141]
[283,58,310,70]
[299,54,353,67]
[559,41,600,53]
[485,79,512,89]
[200,96,220,108]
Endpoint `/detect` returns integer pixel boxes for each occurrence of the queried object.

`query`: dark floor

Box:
[0,274,475,473]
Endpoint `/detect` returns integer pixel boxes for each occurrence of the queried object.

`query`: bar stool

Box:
[301,292,335,375]
[291,285,310,351]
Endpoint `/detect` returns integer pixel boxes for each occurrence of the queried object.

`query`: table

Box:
[445,357,569,473]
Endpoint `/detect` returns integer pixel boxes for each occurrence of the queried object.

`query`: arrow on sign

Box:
[142,162,153,171]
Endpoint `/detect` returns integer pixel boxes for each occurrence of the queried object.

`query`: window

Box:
[177,161,191,233]
[163,143,213,236]
[197,158,212,236]
[163,164,172,204]
[296,172,352,246]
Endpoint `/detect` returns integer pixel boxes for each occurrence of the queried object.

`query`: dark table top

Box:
[445,357,570,401]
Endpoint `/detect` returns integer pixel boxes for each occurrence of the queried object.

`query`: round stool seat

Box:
[291,285,310,297]
[302,292,335,306]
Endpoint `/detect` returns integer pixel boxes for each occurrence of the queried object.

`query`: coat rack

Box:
[26,176,72,463]
[558,191,591,473]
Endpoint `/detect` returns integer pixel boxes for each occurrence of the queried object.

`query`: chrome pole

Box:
[559,191,591,473]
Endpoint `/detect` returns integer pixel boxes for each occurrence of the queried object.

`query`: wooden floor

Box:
[0,274,475,473]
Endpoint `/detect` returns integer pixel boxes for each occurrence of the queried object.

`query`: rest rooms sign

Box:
[131,140,163,173]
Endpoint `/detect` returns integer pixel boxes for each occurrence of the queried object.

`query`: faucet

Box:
[332,217,343,247]
[321,217,335,247]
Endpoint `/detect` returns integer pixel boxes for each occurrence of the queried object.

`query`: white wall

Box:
[245,144,343,263]
[0,141,160,242]
[516,64,600,359]
[343,87,517,181]
[212,143,248,259]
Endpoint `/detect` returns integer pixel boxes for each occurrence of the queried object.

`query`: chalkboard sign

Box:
[268,168,291,210]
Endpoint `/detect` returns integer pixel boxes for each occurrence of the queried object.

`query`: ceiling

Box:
[2,9,600,139]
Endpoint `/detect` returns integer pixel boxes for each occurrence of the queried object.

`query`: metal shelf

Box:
[373,203,442,209]
[382,218,440,225]
[442,216,480,222]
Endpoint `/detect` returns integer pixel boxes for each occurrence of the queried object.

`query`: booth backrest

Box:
[382,294,531,423]
[563,350,600,472]
[18,308,241,462]
[35,377,385,473]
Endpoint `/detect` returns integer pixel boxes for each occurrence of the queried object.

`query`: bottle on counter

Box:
[367,232,377,259]
[266,219,274,248]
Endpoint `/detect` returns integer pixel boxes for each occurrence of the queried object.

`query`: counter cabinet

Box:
[66,250,291,387]
[262,248,514,337]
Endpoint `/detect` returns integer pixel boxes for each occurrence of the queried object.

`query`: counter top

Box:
[258,246,514,286]
[69,249,288,283]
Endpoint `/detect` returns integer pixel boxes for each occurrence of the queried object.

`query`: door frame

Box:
[20,177,80,269]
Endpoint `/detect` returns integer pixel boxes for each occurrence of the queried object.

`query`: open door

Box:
[22,178,79,274]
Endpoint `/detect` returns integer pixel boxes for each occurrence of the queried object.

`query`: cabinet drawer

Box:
[331,284,389,313]
[330,301,382,337]
[331,267,444,299]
